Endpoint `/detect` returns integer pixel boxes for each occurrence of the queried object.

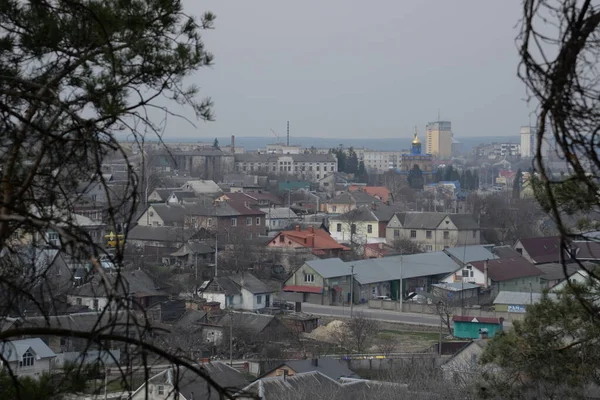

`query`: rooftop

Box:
[470,258,544,282]
[0,338,56,363]
[269,227,349,251]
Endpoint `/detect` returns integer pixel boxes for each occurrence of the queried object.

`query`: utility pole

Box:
[215,234,218,277]
[350,265,354,318]
[438,304,443,356]
[229,309,233,366]
[399,251,403,312]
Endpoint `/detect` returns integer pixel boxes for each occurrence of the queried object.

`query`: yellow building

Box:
[425,121,453,159]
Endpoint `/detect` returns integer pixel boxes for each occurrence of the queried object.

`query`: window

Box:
[367,225,373,234]
[351,224,357,234]
[76,298,82,305]
[20,350,34,367]
[443,231,450,239]
[336,223,342,232]
[279,235,285,243]
[410,230,417,238]
[425,245,433,251]
[207,218,213,227]
[256,217,261,225]
[158,385,165,395]
[231,218,237,227]
[257,295,262,304]
[246,217,252,226]
[304,273,315,283]
[394,230,400,238]
[332,206,337,212]
[426,231,432,239]
[93,299,99,310]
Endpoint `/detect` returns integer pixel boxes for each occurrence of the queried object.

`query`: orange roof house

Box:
[349,186,391,203]
[267,226,349,258]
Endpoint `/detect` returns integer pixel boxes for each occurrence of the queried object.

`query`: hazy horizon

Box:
[158,1,536,140]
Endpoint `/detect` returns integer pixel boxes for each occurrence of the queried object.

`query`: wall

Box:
[9,358,53,379]
[239,288,272,310]
[136,206,166,227]
[325,203,353,214]
[201,292,242,309]
[495,275,542,295]
[285,264,325,290]
[453,322,503,339]
[329,219,378,243]
[367,299,525,322]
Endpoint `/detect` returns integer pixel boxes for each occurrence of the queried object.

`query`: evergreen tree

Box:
[407,164,424,189]
[444,165,453,181]
[346,147,359,174]
[434,167,444,183]
[213,138,220,149]
[512,168,523,199]
[464,170,473,190]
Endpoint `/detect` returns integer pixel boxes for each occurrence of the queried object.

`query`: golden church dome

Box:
[412,128,421,145]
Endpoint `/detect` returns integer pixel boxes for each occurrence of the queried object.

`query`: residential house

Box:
[237,371,406,400]
[452,316,504,339]
[217,191,283,208]
[0,338,56,379]
[182,179,223,195]
[148,187,181,203]
[166,190,199,205]
[551,269,596,292]
[441,340,490,382]
[184,202,266,241]
[136,203,189,227]
[67,269,169,311]
[514,236,600,265]
[283,251,463,305]
[266,226,349,258]
[168,241,214,267]
[443,258,544,297]
[202,312,288,346]
[324,191,381,214]
[443,245,497,267]
[536,263,580,289]
[348,185,391,203]
[328,206,381,244]
[493,291,558,313]
[199,273,275,310]
[363,242,400,258]
[317,172,349,194]
[386,212,480,252]
[260,358,358,381]
[127,226,192,248]
[260,207,300,232]
[129,362,248,400]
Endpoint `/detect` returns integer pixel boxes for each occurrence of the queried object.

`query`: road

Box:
[300,303,513,329]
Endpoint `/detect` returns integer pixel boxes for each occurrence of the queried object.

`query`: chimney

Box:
[311,358,318,367]
[307,234,315,248]
[308,226,314,234]
[231,135,235,153]
[483,259,489,288]
[295,225,301,232]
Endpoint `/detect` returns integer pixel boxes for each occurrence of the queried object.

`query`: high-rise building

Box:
[425,121,452,159]
[520,126,536,157]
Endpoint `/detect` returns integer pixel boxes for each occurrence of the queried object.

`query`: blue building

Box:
[398,128,435,176]
[452,316,504,339]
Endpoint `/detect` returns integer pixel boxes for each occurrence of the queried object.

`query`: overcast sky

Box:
[174,0,533,140]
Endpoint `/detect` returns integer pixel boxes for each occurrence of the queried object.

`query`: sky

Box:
[171,0,534,140]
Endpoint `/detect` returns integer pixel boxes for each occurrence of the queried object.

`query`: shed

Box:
[452,316,504,339]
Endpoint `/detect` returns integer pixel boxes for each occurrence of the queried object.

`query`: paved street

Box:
[300,303,513,329]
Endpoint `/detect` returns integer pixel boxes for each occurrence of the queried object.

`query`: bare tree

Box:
[390,237,425,255]
[332,313,381,353]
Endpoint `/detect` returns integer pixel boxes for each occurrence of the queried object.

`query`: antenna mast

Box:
[287,121,290,146]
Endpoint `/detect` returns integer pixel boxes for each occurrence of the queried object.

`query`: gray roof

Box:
[20,311,131,334]
[444,245,497,264]
[171,241,214,257]
[333,206,377,222]
[279,358,358,380]
[133,362,248,400]
[150,203,189,224]
[328,191,380,205]
[70,269,166,298]
[260,207,299,220]
[431,282,480,292]
[493,291,558,306]
[219,312,278,334]
[492,245,523,259]
[536,263,580,281]
[175,310,207,327]
[212,277,242,296]
[0,338,56,362]
[228,273,273,294]
[305,251,461,285]
[393,212,479,230]
[235,153,336,163]
[305,258,353,279]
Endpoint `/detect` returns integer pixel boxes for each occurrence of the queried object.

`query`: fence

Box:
[54,349,121,368]
[367,299,525,322]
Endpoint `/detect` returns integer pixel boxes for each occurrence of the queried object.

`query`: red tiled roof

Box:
[269,228,349,251]
[349,186,391,202]
[470,257,544,282]
[452,316,504,324]
[283,285,322,294]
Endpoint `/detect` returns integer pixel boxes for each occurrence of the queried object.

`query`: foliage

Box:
[329,147,360,174]
[512,168,522,199]
[480,282,600,399]
[213,138,220,149]
[333,313,381,353]
[390,237,424,255]
[407,164,424,190]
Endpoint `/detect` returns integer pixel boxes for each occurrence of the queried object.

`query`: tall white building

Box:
[520,126,535,158]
